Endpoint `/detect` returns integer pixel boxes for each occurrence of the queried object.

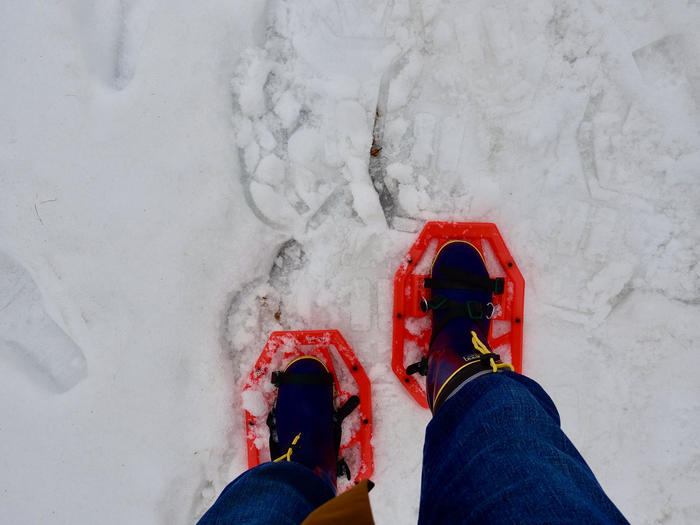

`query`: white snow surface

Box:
[1,0,699,523]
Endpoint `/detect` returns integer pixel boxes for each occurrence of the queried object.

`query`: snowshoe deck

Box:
[392,222,525,408]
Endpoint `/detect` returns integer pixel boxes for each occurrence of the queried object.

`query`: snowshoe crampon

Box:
[243,330,373,490]
[392,222,525,409]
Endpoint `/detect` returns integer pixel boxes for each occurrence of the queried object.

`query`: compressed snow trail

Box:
[0,0,699,524]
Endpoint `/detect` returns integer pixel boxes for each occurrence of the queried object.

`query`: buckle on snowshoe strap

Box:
[406,357,428,376]
[424,266,505,295]
[428,301,495,345]
[465,301,495,320]
[271,370,334,388]
[420,295,448,312]
[420,295,493,320]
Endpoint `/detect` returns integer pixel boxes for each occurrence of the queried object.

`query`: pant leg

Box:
[198,462,335,525]
[419,371,628,524]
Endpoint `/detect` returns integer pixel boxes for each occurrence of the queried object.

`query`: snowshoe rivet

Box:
[397,313,402,318]
[363,419,369,424]
[408,258,413,264]
[352,365,358,371]
[515,318,521,323]
[507,261,513,267]
[404,377,410,383]
[248,421,254,426]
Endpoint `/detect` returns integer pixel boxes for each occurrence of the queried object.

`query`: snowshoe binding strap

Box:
[337,458,352,481]
[422,295,495,345]
[266,409,280,457]
[334,395,360,423]
[333,395,360,451]
[333,395,360,479]
[421,295,494,319]
[424,265,504,295]
[406,357,428,376]
[271,370,334,387]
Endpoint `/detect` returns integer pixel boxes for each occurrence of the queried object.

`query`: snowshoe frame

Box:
[243,330,374,486]
[392,222,525,408]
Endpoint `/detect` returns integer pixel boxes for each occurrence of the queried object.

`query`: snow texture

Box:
[1,0,699,523]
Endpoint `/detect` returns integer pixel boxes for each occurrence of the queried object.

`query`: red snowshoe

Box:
[243,330,373,491]
[392,222,525,409]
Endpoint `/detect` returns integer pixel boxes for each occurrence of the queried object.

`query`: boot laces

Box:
[273,432,301,463]
[471,331,514,373]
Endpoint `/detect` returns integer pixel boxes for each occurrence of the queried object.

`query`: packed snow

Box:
[1,0,699,523]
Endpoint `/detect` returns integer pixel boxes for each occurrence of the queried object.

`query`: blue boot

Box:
[423,241,513,413]
[268,356,356,490]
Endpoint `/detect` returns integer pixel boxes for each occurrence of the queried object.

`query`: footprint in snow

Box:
[0,249,87,392]
[231,0,394,234]
[71,0,157,90]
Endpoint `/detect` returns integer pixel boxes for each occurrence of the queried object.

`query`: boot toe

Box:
[431,241,488,280]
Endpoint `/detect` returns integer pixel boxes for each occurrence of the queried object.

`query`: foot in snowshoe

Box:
[422,241,513,413]
[267,356,359,489]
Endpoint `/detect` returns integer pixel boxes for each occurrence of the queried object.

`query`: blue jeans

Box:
[199,372,627,524]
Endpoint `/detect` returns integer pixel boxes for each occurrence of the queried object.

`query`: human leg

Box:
[198,461,335,525]
[419,372,627,524]
[419,240,626,523]
[199,356,338,524]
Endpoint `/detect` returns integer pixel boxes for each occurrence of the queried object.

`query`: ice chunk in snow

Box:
[233,49,272,118]
[336,100,370,156]
[0,250,86,392]
[241,389,268,418]
[288,126,322,167]
[386,162,414,184]
[274,91,302,130]
[405,316,431,336]
[411,113,436,167]
[255,122,277,151]
[349,182,386,228]
[398,183,422,216]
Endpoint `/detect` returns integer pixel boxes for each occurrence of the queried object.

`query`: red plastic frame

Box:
[392,222,525,408]
[243,330,373,486]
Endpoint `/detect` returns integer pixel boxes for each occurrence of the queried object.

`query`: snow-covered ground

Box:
[1,0,699,523]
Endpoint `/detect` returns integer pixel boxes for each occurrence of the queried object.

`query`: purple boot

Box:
[423,241,513,413]
[267,356,360,489]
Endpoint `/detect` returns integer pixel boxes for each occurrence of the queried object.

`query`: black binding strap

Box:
[271,370,334,387]
[424,265,504,295]
[266,408,280,457]
[406,357,428,376]
[334,395,361,479]
[335,395,360,422]
[337,458,351,480]
[425,298,495,344]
